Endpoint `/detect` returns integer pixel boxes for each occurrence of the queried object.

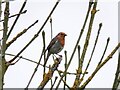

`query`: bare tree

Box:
[0,0,120,90]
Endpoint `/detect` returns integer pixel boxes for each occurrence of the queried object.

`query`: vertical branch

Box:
[50,76,58,90]
[0,1,9,89]
[112,52,120,89]
[72,45,81,89]
[56,1,93,89]
[50,17,53,40]
[80,0,98,73]
[2,2,9,59]
[0,0,2,20]
[42,31,46,76]
[50,17,53,85]
[80,23,102,85]
[64,50,67,90]
[71,1,98,89]
[78,45,81,68]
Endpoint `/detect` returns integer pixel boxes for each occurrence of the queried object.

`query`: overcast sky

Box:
[0,0,119,88]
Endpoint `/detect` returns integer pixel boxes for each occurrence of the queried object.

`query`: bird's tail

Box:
[43,53,50,67]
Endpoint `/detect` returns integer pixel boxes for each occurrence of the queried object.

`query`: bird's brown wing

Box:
[46,37,57,51]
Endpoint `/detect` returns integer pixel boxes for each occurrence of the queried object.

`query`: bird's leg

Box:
[53,54,62,58]
[53,54,57,59]
[56,54,62,57]
[52,54,62,63]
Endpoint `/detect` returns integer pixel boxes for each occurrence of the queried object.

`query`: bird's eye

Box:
[60,33,63,35]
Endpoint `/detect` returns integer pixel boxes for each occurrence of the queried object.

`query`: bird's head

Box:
[57,32,67,38]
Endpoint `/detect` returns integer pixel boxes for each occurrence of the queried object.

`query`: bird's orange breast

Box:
[57,37,65,47]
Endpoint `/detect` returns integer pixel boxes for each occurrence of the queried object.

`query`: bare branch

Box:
[80,43,120,89]
[7,0,27,40]
[0,2,9,89]
[50,17,53,40]
[26,47,44,88]
[0,10,27,22]
[38,56,62,90]
[97,37,110,66]
[50,76,58,90]
[6,53,83,76]
[80,0,98,73]
[112,52,120,89]
[6,20,38,49]
[57,69,71,89]
[42,31,46,77]
[64,50,67,90]
[79,23,102,85]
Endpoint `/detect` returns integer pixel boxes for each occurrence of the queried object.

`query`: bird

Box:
[43,32,67,67]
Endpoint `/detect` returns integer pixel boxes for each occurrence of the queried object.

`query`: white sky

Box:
[0,0,119,88]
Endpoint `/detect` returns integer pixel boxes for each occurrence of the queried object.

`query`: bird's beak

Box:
[64,33,67,36]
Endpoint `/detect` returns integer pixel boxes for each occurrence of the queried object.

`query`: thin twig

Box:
[6,53,84,75]
[97,37,110,66]
[80,42,120,89]
[58,70,88,75]
[57,69,71,89]
[6,20,38,50]
[49,65,53,88]
[7,0,27,40]
[64,50,67,90]
[26,48,44,88]
[50,76,58,90]
[5,53,49,68]
[72,45,82,88]
[78,45,81,68]
[50,17,53,40]
[0,10,27,22]
[7,56,22,66]
[112,52,120,89]
[50,77,53,89]
[42,31,46,76]
[55,0,93,89]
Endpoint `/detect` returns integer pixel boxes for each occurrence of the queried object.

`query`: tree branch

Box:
[112,52,120,89]
[0,2,9,89]
[38,56,62,90]
[6,20,38,50]
[79,23,102,85]
[7,0,27,40]
[80,43,120,89]
[0,10,27,22]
